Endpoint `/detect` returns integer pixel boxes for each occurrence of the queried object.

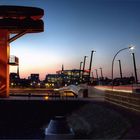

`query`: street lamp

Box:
[95,69,98,79]
[131,52,138,84]
[117,60,123,79]
[80,62,83,71]
[111,46,134,87]
[17,65,19,76]
[82,56,88,82]
[99,67,103,79]
[89,50,96,82]
[92,72,94,78]
[79,61,83,80]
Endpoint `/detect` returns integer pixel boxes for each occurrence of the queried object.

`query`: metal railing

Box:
[105,90,140,113]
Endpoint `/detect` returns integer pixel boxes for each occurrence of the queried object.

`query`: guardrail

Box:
[105,90,140,113]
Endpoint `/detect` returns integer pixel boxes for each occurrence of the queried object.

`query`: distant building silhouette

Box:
[28,74,40,88]
[9,71,135,88]
[10,72,20,87]
[29,74,40,82]
[44,74,63,88]
[44,69,89,88]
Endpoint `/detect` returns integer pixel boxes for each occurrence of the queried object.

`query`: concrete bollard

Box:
[45,116,74,140]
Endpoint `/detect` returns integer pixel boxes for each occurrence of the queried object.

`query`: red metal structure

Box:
[0,5,44,97]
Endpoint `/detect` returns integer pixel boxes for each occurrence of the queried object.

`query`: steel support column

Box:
[0,30,10,97]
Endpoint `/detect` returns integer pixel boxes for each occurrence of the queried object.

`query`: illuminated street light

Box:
[129,45,135,50]
[111,46,134,87]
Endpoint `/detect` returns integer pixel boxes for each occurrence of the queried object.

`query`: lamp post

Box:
[82,56,88,82]
[112,46,134,87]
[117,60,123,79]
[99,67,103,79]
[89,50,96,81]
[131,52,138,84]
[17,65,19,76]
[61,64,64,74]
[80,62,83,71]
[95,69,98,79]
[92,72,94,78]
[79,62,83,81]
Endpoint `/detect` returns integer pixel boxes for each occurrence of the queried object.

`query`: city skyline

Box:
[1,0,139,80]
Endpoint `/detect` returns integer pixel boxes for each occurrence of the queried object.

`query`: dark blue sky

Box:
[1,0,140,79]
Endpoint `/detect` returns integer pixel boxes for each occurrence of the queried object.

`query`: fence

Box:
[105,90,140,113]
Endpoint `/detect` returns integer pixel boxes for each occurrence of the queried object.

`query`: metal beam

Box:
[8,30,27,43]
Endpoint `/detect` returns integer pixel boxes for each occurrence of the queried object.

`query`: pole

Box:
[17,65,19,77]
[118,60,123,79]
[79,62,83,80]
[99,67,103,79]
[80,62,83,70]
[132,53,138,84]
[89,50,95,77]
[92,72,94,78]
[82,56,87,82]
[112,47,128,87]
[95,69,98,79]
[61,64,64,73]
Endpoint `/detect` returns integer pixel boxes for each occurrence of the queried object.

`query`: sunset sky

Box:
[1,0,140,80]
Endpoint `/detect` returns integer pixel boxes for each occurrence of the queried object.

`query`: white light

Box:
[129,45,135,50]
